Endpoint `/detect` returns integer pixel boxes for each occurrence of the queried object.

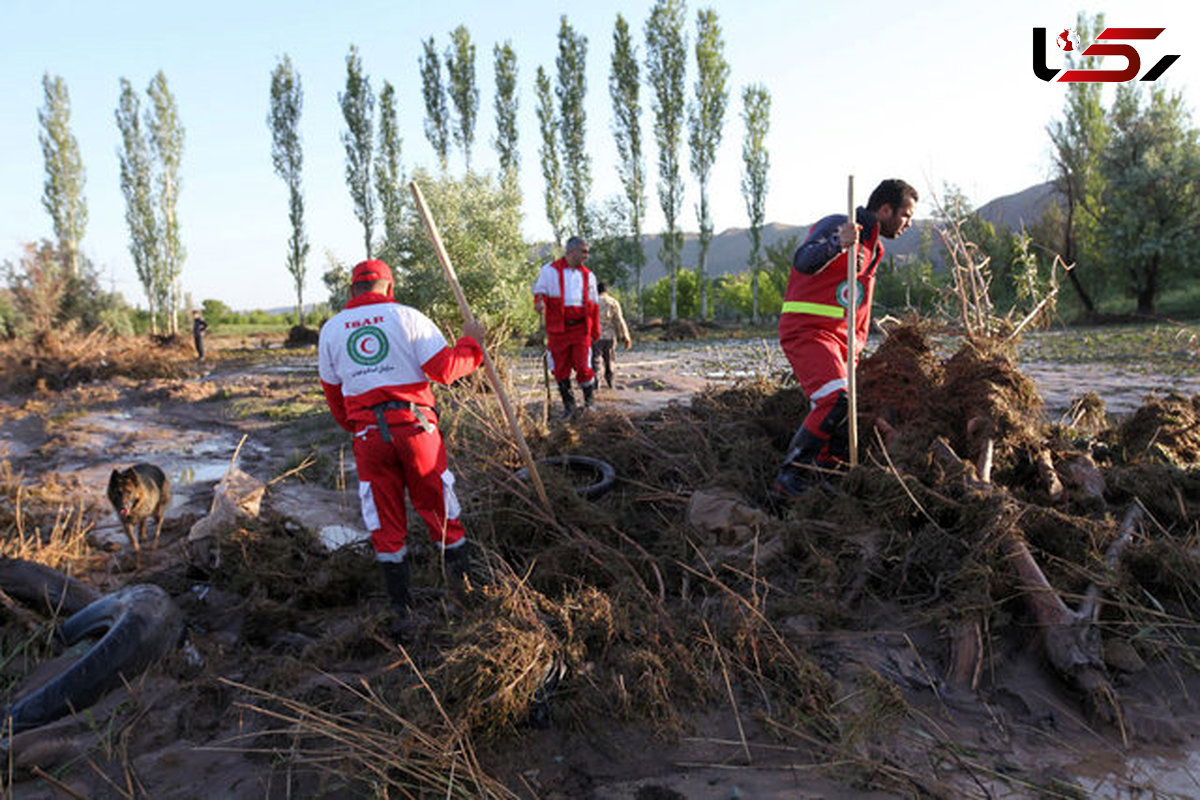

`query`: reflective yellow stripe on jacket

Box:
[780,301,844,318]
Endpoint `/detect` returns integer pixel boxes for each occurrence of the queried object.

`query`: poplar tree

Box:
[535,66,565,248]
[556,16,591,236]
[740,84,771,323]
[268,54,310,324]
[376,81,405,250]
[420,37,450,173]
[1047,12,1105,315]
[645,0,688,320]
[688,8,728,320]
[38,73,87,279]
[147,71,185,334]
[609,14,646,317]
[116,79,160,332]
[340,45,376,257]
[493,41,520,188]
[446,24,478,170]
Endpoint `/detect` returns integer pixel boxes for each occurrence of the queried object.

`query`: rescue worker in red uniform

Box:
[775,179,919,496]
[318,259,485,628]
[532,236,601,418]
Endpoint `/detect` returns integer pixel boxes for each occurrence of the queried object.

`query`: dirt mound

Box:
[284,325,320,348]
[659,319,702,341]
[857,320,941,428]
[1113,392,1200,466]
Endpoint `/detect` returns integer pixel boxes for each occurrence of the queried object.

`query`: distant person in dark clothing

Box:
[192,310,209,360]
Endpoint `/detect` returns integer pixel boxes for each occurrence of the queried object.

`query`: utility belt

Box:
[362,400,436,442]
[564,317,586,327]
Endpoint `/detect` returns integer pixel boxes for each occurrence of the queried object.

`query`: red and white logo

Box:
[1056,29,1081,51]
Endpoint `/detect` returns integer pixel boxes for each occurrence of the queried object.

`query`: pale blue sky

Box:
[1,0,1197,310]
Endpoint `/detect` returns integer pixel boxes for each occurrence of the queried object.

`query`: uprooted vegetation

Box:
[4,325,1200,797]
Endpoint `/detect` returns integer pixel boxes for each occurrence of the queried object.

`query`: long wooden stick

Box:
[409,180,551,513]
[845,176,859,467]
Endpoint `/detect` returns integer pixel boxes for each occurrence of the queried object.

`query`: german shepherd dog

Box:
[107,463,170,551]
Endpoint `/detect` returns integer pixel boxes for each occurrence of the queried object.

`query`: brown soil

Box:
[3,329,1200,799]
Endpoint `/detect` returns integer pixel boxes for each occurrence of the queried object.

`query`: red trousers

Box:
[352,411,464,561]
[546,325,596,385]
[781,329,851,464]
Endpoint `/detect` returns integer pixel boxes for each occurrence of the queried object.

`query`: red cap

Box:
[351,259,392,284]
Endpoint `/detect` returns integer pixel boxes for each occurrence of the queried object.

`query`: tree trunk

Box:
[1062,194,1096,315]
[1137,256,1158,316]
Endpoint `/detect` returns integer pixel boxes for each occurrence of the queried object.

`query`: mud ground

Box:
[2,331,1200,799]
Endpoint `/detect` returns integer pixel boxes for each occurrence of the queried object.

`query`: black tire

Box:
[0,557,99,616]
[514,455,617,500]
[4,584,183,734]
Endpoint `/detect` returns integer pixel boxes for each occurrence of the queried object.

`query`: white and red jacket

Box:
[318,292,482,431]
[532,257,600,341]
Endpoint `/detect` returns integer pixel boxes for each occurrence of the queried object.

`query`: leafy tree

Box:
[116,78,161,332]
[4,240,66,334]
[739,83,770,322]
[1047,12,1106,315]
[446,25,479,170]
[380,168,534,337]
[586,196,635,291]
[643,268,699,319]
[763,233,800,301]
[322,249,351,312]
[645,0,688,320]
[687,8,728,321]
[376,81,405,250]
[268,54,310,325]
[2,240,130,337]
[38,74,87,279]
[1101,84,1200,315]
[609,14,646,319]
[535,66,565,248]
[201,298,234,325]
[713,269,782,320]
[420,37,450,173]
[556,16,591,237]
[147,71,185,334]
[493,41,520,187]
[339,45,376,258]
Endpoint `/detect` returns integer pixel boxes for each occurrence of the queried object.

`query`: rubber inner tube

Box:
[514,455,617,500]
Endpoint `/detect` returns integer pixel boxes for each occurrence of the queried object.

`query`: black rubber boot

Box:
[581,382,596,410]
[380,560,426,639]
[773,427,827,497]
[557,380,576,419]
[380,560,412,615]
[820,394,851,463]
[444,544,471,593]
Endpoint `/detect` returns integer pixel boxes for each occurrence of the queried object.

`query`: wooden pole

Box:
[409,180,552,513]
[846,176,859,467]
